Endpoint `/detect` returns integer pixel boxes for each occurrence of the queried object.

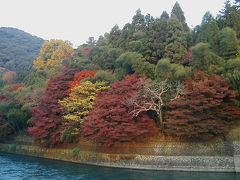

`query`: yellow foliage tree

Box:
[59,81,110,142]
[33,40,74,70]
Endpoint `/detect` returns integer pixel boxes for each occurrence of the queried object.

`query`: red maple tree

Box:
[28,69,78,146]
[82,74,158,146]
[164,71,240,140]
[68,70,97,90]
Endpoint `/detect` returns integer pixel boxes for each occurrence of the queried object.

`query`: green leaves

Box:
[156,59,191,81]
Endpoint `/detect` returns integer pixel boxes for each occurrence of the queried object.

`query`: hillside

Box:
[0,27,44,72]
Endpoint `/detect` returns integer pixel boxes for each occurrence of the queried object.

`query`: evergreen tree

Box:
[145,13,154,28]
[109,24,122,48]
[146,11,169,64]
[214,27,238,59]
[218,0,240,37]
[164,15,187,63]
[132,9,146,31]
[195,12,219,47]
[190,43,224,74]
[171,2,189,31]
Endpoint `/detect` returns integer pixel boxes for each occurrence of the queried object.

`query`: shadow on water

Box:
[0,152,239,180]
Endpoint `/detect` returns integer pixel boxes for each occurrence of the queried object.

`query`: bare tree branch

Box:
[128,80,184,128]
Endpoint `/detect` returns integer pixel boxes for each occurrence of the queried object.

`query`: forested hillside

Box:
[0,1,240,147]
[0,27,44,72]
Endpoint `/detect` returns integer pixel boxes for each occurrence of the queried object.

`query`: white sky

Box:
[0,0,228,47]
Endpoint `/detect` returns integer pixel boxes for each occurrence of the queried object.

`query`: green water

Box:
[0,152,239,180]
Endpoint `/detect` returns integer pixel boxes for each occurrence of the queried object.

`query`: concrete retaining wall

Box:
[0,142,240,172]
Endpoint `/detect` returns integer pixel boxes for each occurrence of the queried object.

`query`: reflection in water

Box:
[0,152,238,180]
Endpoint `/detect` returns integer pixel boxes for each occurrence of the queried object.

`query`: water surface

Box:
[0,152,239,180]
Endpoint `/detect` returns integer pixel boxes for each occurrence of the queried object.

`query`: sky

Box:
[0,0,228,47]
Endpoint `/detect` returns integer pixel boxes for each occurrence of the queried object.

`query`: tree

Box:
[190,43,224,74]
[214,27,238,59]
[90,46,123,70]
[68,70,97,90]
[132,9,146,31]
[171,2,189,31]
[115,52,155,79]
[223,57,240,105]
[146,11,169,63]
[0,102,30,137]
[217,0,240,37]
[86,37,96,46]
[129,80,183,128]
[145,13,154,28]
[33,40,74,70]
[82,74,158,146]
[195,12,220,47]
[156,59,192,81]
[109,25,122,47]
[28,69,78,146]
[59,81,109,142]
[164,72,240,140]
[164,15,187,63]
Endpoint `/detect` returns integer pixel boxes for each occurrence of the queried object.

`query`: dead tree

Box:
[128,80,183,128]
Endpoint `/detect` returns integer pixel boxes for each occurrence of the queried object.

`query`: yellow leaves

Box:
[32,57,45,70]
[59,81,110,124]
[33,39,74,70]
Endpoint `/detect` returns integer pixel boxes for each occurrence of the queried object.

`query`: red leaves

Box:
[28,69,78,147]
[68,70,97,90]
[164,71,240,140]
[9,84,25,92]
[0,95,10,103]
[82,74,158,146]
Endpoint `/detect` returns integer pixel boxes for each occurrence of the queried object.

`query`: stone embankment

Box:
[0,140,239,172]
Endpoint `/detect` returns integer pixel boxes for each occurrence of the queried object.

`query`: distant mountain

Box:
[0,27,44,72]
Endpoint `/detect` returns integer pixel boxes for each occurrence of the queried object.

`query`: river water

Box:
[0,152,239,180]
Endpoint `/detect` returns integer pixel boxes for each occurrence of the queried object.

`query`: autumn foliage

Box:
[2,71,17,84]
[9,84,25,92]
[59,81,109,142]
[68,70,97,90]
[164,72,240,140]
[28,69,78,146]
[0,95,10,103]
[82,74,158,146]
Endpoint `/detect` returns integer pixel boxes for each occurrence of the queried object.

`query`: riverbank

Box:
[0,141,240,173]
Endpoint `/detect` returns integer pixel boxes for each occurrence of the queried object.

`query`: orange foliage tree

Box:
[164,72,240,140]
[82,74,158,146]
[68,70,97,90]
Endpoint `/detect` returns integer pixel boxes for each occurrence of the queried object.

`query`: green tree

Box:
[171,2,189,31]
[90,46,123,70]
[218,0,240,37]
[155,59,192,81]
[214,27,238,59]
[145,13,154,28]
[190,43,224,74]
[109,25,122,48]
[115,52,155,79]
[223,58,240,106]
[164,15,187,63]
[195,12,220,47]
[132,9,146,31]
[146,11,169,63]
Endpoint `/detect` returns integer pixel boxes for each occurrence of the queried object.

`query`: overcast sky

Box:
[0,0,228,47]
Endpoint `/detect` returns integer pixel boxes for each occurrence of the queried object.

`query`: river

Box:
[0,152,239,180]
